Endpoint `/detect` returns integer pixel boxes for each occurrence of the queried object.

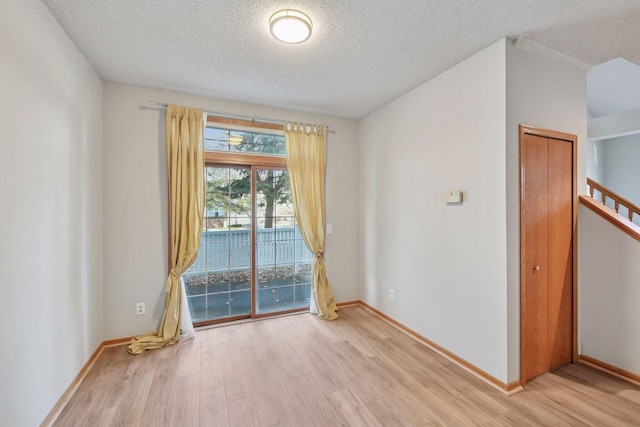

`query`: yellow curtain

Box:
[128,105,205,354]
[284,122,338,320]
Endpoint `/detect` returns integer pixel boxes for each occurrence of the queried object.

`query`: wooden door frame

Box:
[519,124,578,385]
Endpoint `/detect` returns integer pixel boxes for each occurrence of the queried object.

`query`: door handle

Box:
[534,265,540,271]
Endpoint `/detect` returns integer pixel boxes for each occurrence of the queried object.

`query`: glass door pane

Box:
[255,169,313,314]
[186,164,312,324]
[185,166,252,321]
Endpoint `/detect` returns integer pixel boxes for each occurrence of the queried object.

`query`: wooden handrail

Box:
[580,195,640,243]
[587,178,640,223]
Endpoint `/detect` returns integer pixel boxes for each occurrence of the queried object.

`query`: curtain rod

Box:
[148,101,334,133]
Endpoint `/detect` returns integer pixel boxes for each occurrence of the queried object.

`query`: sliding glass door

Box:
[185,166,252,322]
[185,165,312,324]
[255,168,312,314]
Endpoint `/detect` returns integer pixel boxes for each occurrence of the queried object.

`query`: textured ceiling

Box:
[42,0,640,119]
[588,58,640,118]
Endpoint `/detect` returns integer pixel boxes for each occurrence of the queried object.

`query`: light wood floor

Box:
[53,305,640,426]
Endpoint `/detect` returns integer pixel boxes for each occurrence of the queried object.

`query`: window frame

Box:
[183,116,310,326]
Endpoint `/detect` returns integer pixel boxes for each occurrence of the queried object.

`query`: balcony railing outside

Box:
[186,227,313,276]
[186,226,313,276]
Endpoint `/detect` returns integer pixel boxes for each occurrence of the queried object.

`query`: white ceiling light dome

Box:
[269,9,312,44]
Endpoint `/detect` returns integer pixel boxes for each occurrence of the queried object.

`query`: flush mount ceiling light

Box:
[269,9,312,44]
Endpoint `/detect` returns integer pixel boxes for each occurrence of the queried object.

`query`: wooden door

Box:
[520,125,577,385]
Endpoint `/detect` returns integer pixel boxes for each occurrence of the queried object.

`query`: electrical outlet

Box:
[136,302,146,316]
[389,289,395,301]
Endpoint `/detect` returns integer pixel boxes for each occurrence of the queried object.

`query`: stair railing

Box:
[587,178,640,223]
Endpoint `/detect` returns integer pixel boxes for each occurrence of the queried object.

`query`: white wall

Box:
[579,204,640,375]
[587,139,605,184]
[359,38,588,385]
[601,134,640,225]
[103,83,359,339]
[505,41,588,381]
[0,1,103,426]
[359,40,509,382]
[587,108,640,195]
